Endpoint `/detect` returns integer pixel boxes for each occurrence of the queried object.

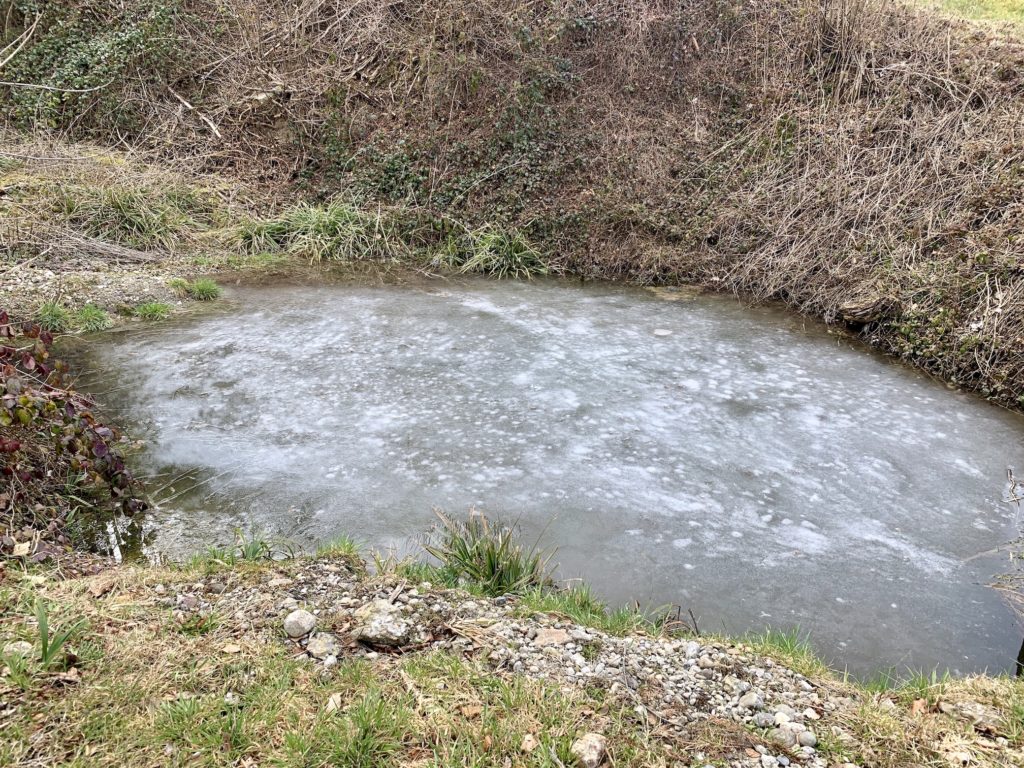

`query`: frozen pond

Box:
[72,276,1024,675]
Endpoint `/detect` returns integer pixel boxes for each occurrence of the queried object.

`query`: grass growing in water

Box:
[185,529,290,571]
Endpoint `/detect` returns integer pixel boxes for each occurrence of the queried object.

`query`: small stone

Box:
[532,628,571,647]
[753,712,775,728]
[306,633,341,659]
[570,732,607,768]
[283,609,317,638]
[738,692,764,710]
[797,730,817,748]
[353,599,423,647]
[3,640,33,657]
[207,581,227,594]
[760,755,779,768]
[268,577,294,588]
[773,711,791,726]
[769,728,798,748]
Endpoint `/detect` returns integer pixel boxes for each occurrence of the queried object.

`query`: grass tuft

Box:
[239,200,405,263]
[746,627,828,677]
[459,226,548,279]
[184,277,221,301]
[317,534,361,560]
[420,510,552,597]
[184,528,290,571]
[516,584,673,636]
[333,690,409,767]
[74,304,113,332]
[55,183,217,250]
[132,302,172,321]
[36,301,71,332]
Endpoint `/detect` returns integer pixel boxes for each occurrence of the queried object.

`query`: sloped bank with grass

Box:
[1,520,1023,768]
[5,0,1024,407]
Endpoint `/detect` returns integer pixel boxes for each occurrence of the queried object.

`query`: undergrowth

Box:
[5,0,1023,408]
[238,201,406,264]
[1,309,145,553]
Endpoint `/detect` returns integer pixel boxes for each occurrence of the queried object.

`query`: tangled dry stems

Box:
[3,0,1020,402]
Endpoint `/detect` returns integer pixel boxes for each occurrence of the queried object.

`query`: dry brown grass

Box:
[3,0,1021,405]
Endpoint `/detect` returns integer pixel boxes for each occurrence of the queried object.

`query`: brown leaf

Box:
[910,698,928,716]
[482,733,493,752]
[521,734,539,753]
[89,578,114,598]
[461,704,483,719]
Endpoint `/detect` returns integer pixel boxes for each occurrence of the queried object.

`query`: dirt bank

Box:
[4,0,1024,406]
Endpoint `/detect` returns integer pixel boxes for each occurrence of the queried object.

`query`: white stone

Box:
[283,609,316,638]
[3,640,33,657]
[570,732,608,768]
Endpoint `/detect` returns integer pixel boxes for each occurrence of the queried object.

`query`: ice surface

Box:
[74,277,1024,674]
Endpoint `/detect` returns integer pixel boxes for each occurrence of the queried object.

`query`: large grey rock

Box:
[570,732,607,768]
[352,599,423,647]
[283,609,316,638]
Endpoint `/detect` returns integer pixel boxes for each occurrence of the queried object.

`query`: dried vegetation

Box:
[3,0,1024,404]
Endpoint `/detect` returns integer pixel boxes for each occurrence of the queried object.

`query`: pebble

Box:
[739,692,764,710]
[770,728,798,748]
[798,730,818,747]
[569,732,607,767]
[283,609,316,638]
[3,640,33,657]
[306,632,340,659]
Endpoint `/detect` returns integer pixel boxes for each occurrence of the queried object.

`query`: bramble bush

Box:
[1,309,145,544]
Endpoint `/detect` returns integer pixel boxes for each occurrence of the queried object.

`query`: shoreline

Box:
[3,548,1024,767]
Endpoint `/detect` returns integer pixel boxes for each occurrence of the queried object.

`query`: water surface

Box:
[74,277,1024,675]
